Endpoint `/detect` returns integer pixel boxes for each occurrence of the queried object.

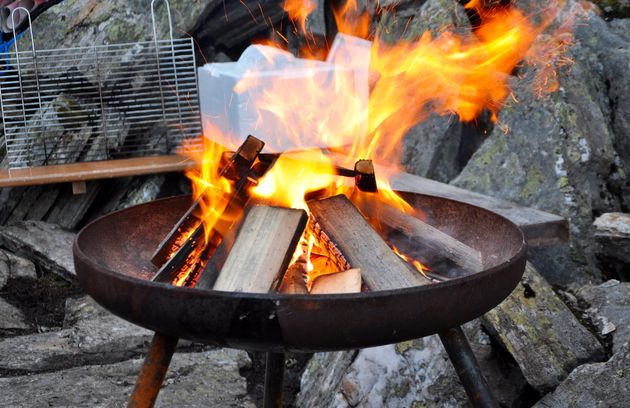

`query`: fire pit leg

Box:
[439,327,499,408]
[263,352,285,408]
[128,333,179,408]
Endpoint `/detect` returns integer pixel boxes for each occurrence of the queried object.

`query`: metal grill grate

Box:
[0,0,200,169]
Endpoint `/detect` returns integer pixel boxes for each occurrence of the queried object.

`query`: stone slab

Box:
[0,348,254,408]
[0,221,75,282]
[534,342,630,408]
[482,262,605,392]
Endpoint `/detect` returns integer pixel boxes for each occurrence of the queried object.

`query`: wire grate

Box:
[0,0,201,169]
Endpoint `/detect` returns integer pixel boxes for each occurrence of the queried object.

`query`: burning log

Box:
[279,261,361,295]
[278,254,310,295]
[310,268,362,294]
[308,194,430,290]
[212,205,308,293]
[193,223,237,290]
[358,201,484,273]
[150,135,264,267]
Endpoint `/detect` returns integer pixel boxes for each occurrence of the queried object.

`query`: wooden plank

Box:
[358,201,483,272]
[325,151,567,246]
[0,155,194,188]
[308,194,430,291]
[1,151,567,248]
[389,171,569,246]
[213,206,308,293]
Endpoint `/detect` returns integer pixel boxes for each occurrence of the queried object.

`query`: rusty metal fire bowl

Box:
[73,192,526,353]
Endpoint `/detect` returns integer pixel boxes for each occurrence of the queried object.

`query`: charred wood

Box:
[150,135,264,267]
[307,194,430,291]
[356,199,483,273]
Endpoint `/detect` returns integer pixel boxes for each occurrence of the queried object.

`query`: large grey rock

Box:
[297,322,526,408]
[376,0,470,43]
[377,0,490,183]
[0,348,254,408]
[578,17,630,207]
[576,280,630,354]
[482,263,605,393]
[297,350,358,408]
[190,0,285,53]
[402,114,466,182]
[593,213,630,280]
[534,342,630,408]
[0,295,154,372]
[0,297,29,334]
[452,6,629,285]
[114,175,167,210]
[0,221,75,281]
[0,249,37,289]
[591,0,630,18]
[29,0,220,51]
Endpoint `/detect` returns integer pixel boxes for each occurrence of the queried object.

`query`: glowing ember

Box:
[173,0,574,288]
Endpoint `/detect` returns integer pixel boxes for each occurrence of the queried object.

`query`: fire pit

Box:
[73,189,526,407]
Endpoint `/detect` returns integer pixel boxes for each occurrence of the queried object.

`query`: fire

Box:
[283,0,317,32]
[392,246,431,278]
[252,149,338,210]
[174,0,574,287]
[333,0,370,39]
[179,127,234,243]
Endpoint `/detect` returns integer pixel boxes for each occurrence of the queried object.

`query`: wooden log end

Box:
[310,268,362,295]
[213,205,308,293]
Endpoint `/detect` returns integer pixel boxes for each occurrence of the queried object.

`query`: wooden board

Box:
[0,155,194,188]
[212,205,308,293]
[389,172,568,247]
[326,152,567,247]
[308,194,430,291]
[1,151,568,248]
[358,201,483,272]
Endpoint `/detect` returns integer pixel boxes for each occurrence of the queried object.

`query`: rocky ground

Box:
[0,0,629,407]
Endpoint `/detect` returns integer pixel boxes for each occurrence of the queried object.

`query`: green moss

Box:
[90,3,115,25]
[393,381,411,398]
[519,168,545,200]
[557,176,570,189]
[395,340,414,354]
[106,17,144,44]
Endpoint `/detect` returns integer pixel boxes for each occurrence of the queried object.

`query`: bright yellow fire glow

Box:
[175,0,574,287]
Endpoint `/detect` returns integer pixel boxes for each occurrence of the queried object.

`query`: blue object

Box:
[0,31,27,75]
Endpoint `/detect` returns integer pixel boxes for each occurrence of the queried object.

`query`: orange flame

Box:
[252,149,338,210]
[333,0,371,39]
[179,0,575,286]
[283,0,317,32]
[180,127,234,243]
[392,246,431,277]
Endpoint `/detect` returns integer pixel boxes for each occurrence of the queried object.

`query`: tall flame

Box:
[179,0,575,286]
